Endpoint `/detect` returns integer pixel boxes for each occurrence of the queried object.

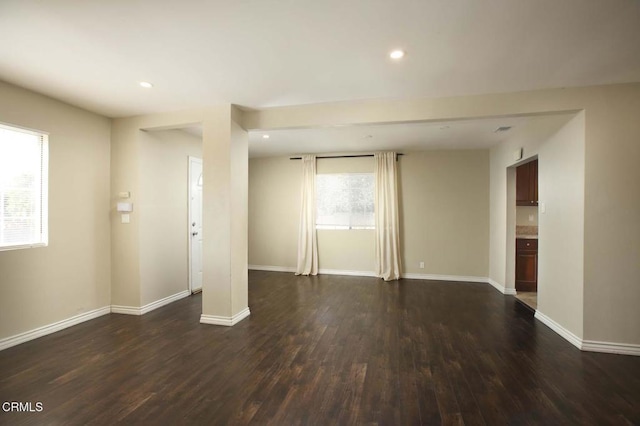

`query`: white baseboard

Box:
[487,278,517,295]
[0,306,111,351]
[249,265,296,273]
[403,273,489,284]
[200,307,251,327]
[581,340,640,356]
[250,265,490,283]
[250,266,521,298]
[1,290,191,351]
[319,268,377,277]
[249,265,376,278]
[534,311,640,356]
[109,305,140,315]
[534,310,583,350]
[111,290,190,316]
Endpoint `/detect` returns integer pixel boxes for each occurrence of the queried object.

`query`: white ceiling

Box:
[180,114,569,157]
[1,0,639,118]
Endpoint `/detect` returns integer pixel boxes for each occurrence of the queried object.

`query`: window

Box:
[0,123,48,250]
[316,173,374,229]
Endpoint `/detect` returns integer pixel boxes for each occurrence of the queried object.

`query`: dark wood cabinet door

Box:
[516,162,531,205]
[516,160,538,206]
[530,159,538,203]
[516,253,537,292]
[516,238,537,251]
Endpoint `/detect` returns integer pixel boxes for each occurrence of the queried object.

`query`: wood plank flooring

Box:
[1,271,639,425]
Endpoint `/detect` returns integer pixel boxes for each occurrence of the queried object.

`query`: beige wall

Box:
[249,157,300,268]
[582,86,640,344]
[491,113,585,337]
[199,109,249,319]
[248,150,490,278]
[400,151,489,276]
[315,230,375,272]
[110,121,142,307]
[488,115,573,290]
[538,113,585,338]
[490,114,573,272]
[230,119,249,315]
[0,81,111,339]
[138,129,202,305]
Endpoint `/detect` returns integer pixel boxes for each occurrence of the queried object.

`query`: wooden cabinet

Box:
[516,238,537,292]
[516,159,538,206]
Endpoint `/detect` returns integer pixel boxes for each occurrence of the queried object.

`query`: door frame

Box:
[187,156,203,294]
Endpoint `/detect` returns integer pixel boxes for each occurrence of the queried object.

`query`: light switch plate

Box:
[540,202,546,213]
[121,214,130,224]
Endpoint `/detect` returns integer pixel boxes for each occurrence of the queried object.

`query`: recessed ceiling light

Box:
[389,50,405,60]
[139,81,153,88]
[262,134,270,139]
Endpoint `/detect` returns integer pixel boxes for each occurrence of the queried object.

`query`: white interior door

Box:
[189,157,203,293]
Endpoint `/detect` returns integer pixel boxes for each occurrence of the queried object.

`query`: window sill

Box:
[0,242,48,252]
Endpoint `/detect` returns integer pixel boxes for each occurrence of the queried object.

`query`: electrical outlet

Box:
[529,214,534,222]
[419,261,425,269]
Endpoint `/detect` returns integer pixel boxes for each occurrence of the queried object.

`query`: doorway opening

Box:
[514,158,538,310]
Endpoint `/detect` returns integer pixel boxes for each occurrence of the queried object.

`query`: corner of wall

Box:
[109,119,142,307]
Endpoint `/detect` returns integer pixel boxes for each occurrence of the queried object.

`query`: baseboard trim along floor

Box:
[1,290,191,351]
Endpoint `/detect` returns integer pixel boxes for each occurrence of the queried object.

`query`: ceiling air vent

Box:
[494,126,512,133]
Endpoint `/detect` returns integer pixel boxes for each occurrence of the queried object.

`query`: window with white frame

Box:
[0,124,49,250]
[316,173,374,229]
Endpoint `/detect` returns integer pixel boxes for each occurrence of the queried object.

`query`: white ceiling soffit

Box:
[1,0,638,118]
[177,114,576,157]
[248,116,530,157]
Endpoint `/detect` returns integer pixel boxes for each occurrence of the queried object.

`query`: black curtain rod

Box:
[289,153,404,160]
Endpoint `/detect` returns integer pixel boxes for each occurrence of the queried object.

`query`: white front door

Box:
[189,157,203,293]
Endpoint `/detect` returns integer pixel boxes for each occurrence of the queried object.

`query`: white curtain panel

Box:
[374,152,401,281]
[295,154,319,276]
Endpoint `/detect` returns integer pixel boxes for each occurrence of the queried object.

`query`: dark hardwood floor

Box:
[1,271,639,425]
